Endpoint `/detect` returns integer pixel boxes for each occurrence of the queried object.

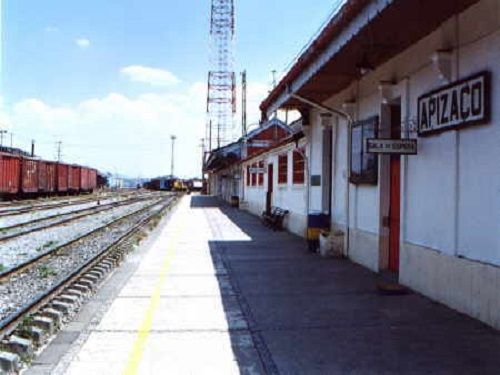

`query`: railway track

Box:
[0,194,161,242]
[0,192,109,211]
[0,196,167,279]
[0,191,147,217]
[0,196,105,218]
[0,194,178,345]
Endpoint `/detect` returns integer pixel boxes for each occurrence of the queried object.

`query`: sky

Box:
[1,0,342,178]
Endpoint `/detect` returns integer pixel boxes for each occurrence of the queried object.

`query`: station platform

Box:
[30,195,499,374]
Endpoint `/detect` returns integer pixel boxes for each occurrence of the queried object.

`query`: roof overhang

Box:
[260,0,481,116]
[204,142,242,173]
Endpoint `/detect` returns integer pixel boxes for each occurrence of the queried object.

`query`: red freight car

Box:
[21,157,39,193]
[80,167,90,191]
[56,163,69,192]
[89,169,97,191]
[39,161,57,193]
[46,162,57,193]
[38,161,48,193]
[68,165,81,192]
[0,152,21,195]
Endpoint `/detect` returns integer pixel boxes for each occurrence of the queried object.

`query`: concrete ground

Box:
[30,195,500,374]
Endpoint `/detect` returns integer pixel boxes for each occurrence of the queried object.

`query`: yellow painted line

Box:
[123,211,187,375]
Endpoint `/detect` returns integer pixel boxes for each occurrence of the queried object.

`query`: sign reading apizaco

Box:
[418,71,490,135]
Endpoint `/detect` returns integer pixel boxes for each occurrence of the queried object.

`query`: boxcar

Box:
[68,165,81,192]
[0,152,21,195]
[21,157,39,193]
[46,162,57,193]
[80,167,90,191]
[57,163,69,192]
[38,161,48,193]
[89,169,97,191]
[39,161,57,193]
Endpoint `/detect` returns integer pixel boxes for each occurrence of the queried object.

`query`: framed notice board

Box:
[350,116,378,185]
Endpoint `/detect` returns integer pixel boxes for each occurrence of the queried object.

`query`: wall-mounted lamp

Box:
[431,50,453,82]
[356,53,373,76]
[342,101,357,120]
[379,81,395,104]
[320,113,333,129]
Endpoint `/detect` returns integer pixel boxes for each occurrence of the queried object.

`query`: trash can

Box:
[230,195,240,208]
[307,213,330,252]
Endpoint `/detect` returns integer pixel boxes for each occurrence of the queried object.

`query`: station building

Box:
[205,118,292,203]
[253,0,499,329]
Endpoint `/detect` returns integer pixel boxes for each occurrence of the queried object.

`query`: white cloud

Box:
[121,65,181,87]
[2,76,273,177]
[75,38,91,48]
[6,85,207,178]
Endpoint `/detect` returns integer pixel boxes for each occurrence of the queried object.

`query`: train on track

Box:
[144,177,203,192]
[0,149,99,199]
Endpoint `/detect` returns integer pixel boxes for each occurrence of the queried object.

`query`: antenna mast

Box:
[206,0,236,151]
[241,70,247,137]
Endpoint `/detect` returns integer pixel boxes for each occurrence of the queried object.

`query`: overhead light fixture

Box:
[356,52,373,76]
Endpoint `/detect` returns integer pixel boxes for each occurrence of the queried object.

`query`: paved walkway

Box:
[51,196,499,374]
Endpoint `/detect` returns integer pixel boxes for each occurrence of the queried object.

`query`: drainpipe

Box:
[291,94,354,257]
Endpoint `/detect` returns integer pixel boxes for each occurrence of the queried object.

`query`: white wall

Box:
[309,0,500,327]
[242,142,308,237]
[320,0,500,268]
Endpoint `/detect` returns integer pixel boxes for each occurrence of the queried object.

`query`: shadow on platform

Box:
[190,195,221,208]
[201,197,500,375]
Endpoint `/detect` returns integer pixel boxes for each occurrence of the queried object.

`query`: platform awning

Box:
[260,0,481,117]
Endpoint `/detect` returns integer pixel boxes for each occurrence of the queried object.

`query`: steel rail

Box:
[0,196,167,280]
[0,197,103,218]
[0,195,178,339]
[0,195,157,242]
[0,191,146,217]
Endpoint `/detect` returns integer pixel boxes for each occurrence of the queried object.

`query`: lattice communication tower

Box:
[206,0,236,151]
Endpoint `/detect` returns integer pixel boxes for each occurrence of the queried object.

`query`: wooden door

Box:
[266,163,273,214]
[388,104,401,271]
[389,155,400,271]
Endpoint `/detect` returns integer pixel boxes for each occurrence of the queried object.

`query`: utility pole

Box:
[241,70,247,137]
[200,138,205,178]
[56,141,62,161]
[170,135,176,178]
[0,130,7,147]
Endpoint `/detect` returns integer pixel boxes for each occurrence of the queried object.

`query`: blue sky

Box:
[1,0,342,177]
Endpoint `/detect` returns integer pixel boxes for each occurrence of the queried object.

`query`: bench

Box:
[261,207,289,231]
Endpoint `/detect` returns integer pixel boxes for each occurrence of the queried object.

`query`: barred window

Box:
[350,116,378,185]
[292,150,305,184]
[251,163,257,186]
[278,154,288,184]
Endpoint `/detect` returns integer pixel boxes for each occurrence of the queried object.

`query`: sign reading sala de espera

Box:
[418,71,490,135]
[365,138,417,155]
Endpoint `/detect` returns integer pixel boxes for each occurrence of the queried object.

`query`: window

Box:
[278,154,288,184]
[246,165,250,186]
[258,161,264,186]
[350,116,378,185]
[292,150,305,184]
[251,163,257,186]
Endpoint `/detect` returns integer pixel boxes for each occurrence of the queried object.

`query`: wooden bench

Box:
[261,207,289,231]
